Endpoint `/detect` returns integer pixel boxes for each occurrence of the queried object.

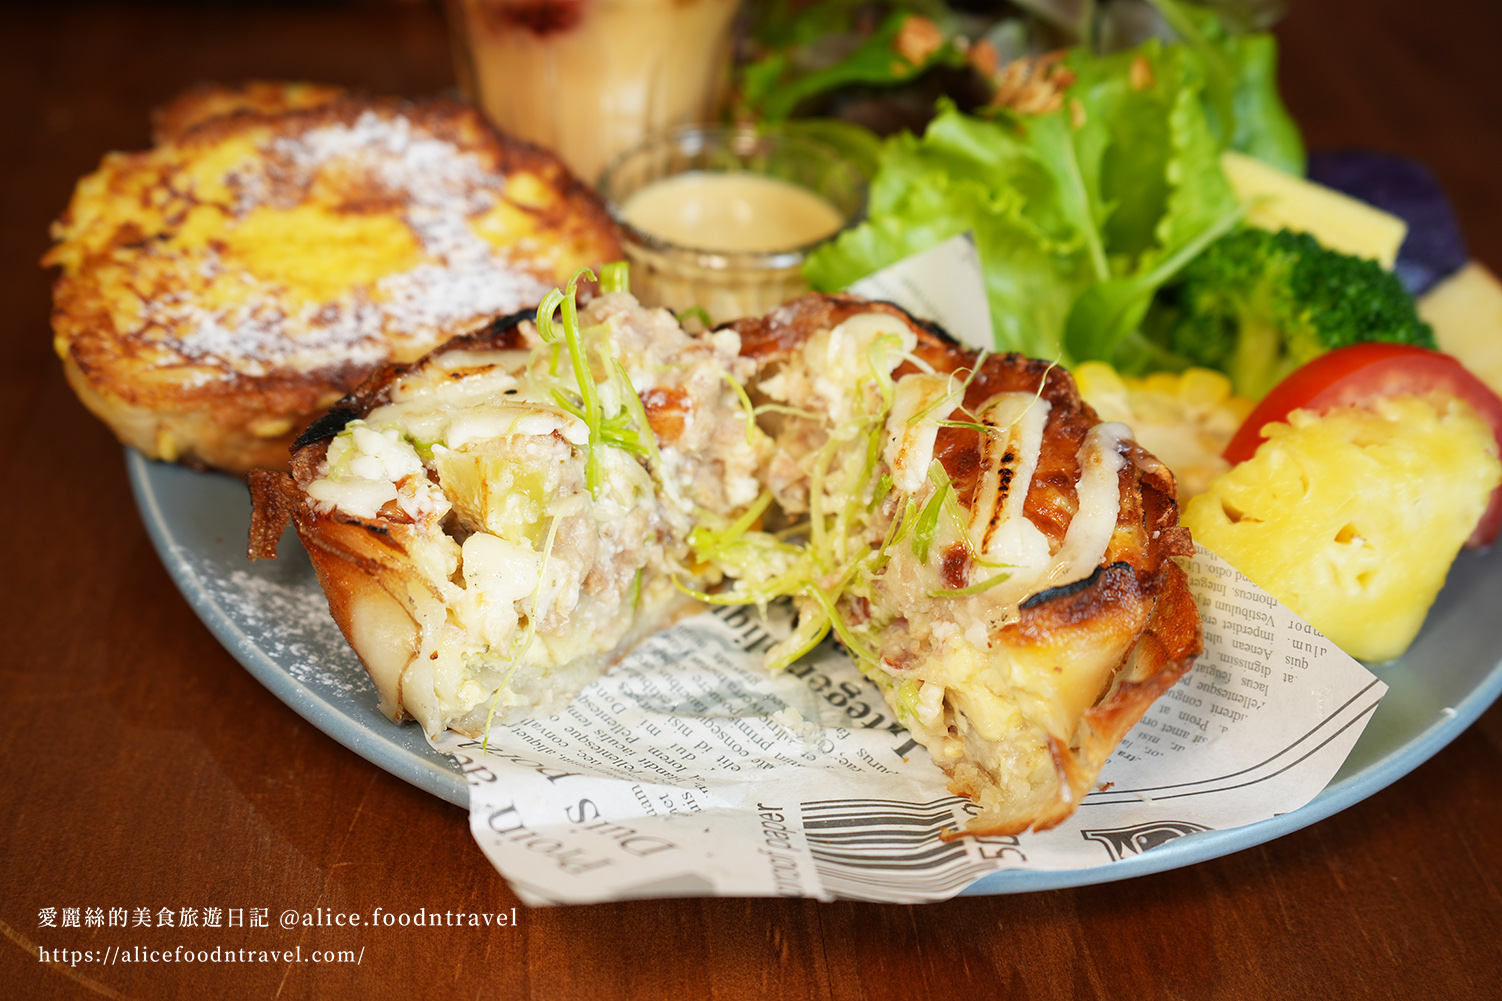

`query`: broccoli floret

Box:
[1156,227,1436,399]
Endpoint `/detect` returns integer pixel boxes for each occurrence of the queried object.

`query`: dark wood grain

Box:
[2,2,1499,999]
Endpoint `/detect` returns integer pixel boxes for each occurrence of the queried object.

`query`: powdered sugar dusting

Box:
[192,556,368,694]
[140,109,555,376]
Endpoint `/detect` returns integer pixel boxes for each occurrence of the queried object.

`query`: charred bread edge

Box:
[250,307,540,559]
[289,307,541,451]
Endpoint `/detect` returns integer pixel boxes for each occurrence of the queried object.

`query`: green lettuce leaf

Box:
[1224,32,1304,174]
[744,8,967,122]
[806,24,1290,365]
[804,104,1099,361]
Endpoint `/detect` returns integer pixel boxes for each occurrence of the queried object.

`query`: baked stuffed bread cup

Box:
[709,294,1203,836]
[250,284,764,734]
[252,286,1200,836]
[44,83,621,474]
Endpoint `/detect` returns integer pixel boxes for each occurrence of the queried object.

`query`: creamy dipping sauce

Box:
[620,171,847,253]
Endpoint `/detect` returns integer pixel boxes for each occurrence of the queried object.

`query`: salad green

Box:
[797,4,1305,369]
[742,2,969,123]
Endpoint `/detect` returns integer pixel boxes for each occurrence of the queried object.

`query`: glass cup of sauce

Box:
[598,125,867,323]
[444,0,741,184]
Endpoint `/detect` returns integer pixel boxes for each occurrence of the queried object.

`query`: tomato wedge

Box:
[1222,343,1502,548]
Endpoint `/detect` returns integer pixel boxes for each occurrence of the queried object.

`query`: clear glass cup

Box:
[444,0,740,185]
[597,125,867,323]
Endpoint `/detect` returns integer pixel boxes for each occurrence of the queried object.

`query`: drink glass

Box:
[444,0,740,184]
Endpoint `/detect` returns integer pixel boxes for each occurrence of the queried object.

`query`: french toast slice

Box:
[45,83,621,474]
[714,295,1202,836]
[249,290,764,735]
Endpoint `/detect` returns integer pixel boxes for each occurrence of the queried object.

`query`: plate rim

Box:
[127,449,1502,895]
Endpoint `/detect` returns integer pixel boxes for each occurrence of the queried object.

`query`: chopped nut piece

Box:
[895,15,944,66]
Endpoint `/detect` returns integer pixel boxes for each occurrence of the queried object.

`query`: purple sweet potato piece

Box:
[1307,149,1468,296]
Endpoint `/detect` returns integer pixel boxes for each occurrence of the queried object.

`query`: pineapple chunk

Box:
[1074,361,1254,502]
[1182,394,1501,661]
[1220,150,1407,269]
[1419,261,1502,399]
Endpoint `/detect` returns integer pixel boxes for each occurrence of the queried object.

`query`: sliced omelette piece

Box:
[720,294,1202,836]
[45,83,621,474]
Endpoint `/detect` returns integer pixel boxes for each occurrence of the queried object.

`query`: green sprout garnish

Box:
[534,269,661,495]
[753,402,824,420]
[599,260,630,294]
[682,319,1033,677]
[911,466,952,565]
[894,679,921,722]
[723,373,758,447]
[535,275,606,490]
[613,358,662,470]
[397,427,437,462]
[804,582,878,668]
[676,306,713,329]
[928,570,1012,599]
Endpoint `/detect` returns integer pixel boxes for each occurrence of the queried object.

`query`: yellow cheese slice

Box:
[1419,260,1502,398]
[1220,150,1407,269]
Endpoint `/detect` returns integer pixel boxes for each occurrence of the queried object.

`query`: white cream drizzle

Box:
[979,420,1132,611]
[884,373,964,495]
[968,392,1053,570]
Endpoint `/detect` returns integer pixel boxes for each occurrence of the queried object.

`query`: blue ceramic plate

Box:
[129,450,1502,894]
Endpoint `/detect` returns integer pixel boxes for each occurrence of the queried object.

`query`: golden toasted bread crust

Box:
[150,80,347,144]
[46,83,621,473]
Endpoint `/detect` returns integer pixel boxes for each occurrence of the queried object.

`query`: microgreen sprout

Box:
[911,463,952,565]
[928,570,1013,599]
[723,373,758,447]
[929,462,969,538]
[614,359,662,469]
[676,306,713,330]
[804,583,878,668]
[894,679,920,722]
[753,402,824,420]
[866,332,907,412]
[398,428,437,462]
[535,269,661,495]
[599,260,630,294]
[905,351,988,427]
[684,321,973,677]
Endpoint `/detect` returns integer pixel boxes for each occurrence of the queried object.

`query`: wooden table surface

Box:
[3,2,1500,998]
